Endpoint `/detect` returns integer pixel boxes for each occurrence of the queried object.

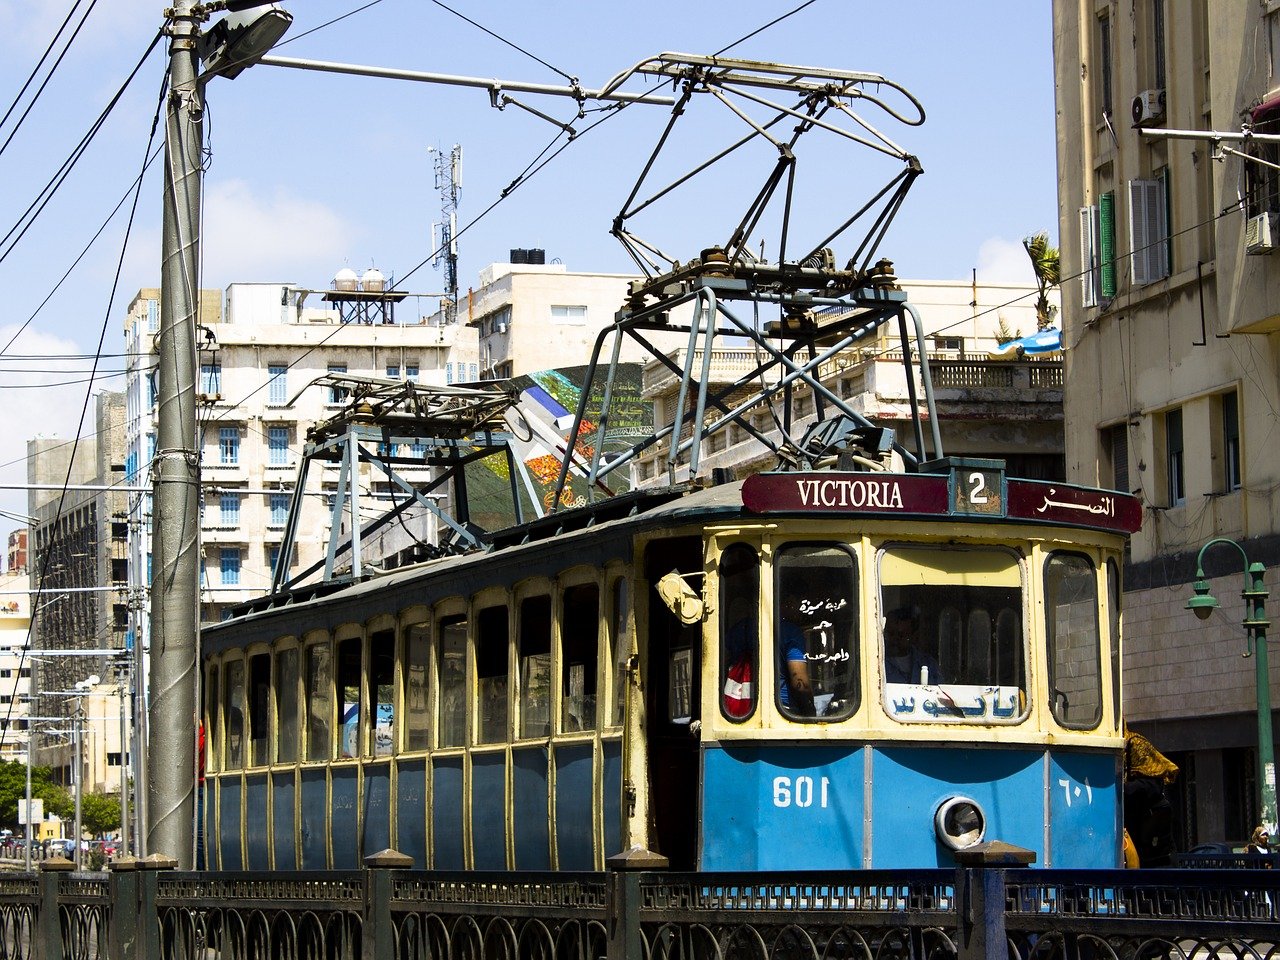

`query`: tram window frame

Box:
[774,543,860,723]
[336,633,364,759]
[223,657,246,770]
[878,544,1026,725]
[247,649,272,768]
[437,613,468,749]
[476,604,510,745]
[369,627,396,756]
[518,594,552,740]
[303,637,333,762]
[561,582,600,733]
[1044,551,1103,730]
[205,663,220,775]
[1107,558,1122,731]
[276,644,300,764]
[718,543,760,722]
[607,574,631,729]
[403,621,431,752]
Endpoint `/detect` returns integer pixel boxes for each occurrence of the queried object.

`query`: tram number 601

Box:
[773,775,830,808]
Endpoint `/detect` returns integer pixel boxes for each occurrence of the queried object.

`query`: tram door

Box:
[644,537,703,869]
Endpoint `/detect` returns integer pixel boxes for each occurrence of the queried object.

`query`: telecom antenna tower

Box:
[430,144,462,323]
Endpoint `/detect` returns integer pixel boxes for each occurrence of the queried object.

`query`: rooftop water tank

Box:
[334,268,358,292]
[362,267,386,292]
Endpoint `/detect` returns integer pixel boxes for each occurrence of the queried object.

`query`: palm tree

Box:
[1022,231,1060,330]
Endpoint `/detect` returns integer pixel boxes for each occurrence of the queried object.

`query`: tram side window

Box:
[438,615,468,748]
[404,624,430,751]
[609,578,630,727]
[337,637,362,758]
[277,648,299,763]
[304,643,332,761]
[248,652,271,767]
[224,659,245,770]
[719,543,759,721]
[561,584,599,732]
[776,544,858,721]
[1045,552,1102,729]
[370,629,395,755]
[1108,558,1122,728]
[519,596,552,739]
[477,605,509,744]
[880,545,1024,723]
[206,665,220,774]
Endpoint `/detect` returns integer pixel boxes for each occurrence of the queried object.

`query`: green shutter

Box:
[1099,191,1116,298]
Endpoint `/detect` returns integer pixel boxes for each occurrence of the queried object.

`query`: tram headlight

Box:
[934,796,986,851]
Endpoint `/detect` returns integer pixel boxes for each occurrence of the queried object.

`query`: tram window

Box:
[880,546,1024,723]
[775,544,858,722]
[304,644,332,761]
[476,605,509,744]
[206,664,219,775]
[561,584,599,732]
[1045,553,1102,729]
[519,596,552,739]
[277,648,299,763]
[719,544,760,721]
[370,629,395,755]
[438,615,467,748]
[224,659,245,770]
[609,578,630,727]
[337,637,362,758]
[1108,558,1121,727]
[248,653,271,767]
[404,624,430,751]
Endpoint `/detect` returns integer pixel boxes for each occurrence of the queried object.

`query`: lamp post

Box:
[70,676,99,869]
[1185,538,1275,837]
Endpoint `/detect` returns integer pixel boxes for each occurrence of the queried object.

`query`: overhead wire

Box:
[0,0,96,155]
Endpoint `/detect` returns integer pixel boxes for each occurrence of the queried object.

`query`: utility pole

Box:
[150,0,203,867]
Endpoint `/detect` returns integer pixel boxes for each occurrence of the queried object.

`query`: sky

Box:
[0,0,1059,542]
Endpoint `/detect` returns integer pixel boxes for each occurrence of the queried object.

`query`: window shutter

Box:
[1110,425,1128,494]
[1129,178,1170,286]
[1079,206,1098,307]
[1099,192,1116,298]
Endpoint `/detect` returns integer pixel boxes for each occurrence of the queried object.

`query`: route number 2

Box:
[773,776,830,808]
[968,471,989,504]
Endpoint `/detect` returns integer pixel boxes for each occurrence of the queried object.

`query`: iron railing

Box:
[2,858,1278,960]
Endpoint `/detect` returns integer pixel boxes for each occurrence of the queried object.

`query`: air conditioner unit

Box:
[496,321,508,334]
[1131,88,1166,127]
[1245,213,1277,255]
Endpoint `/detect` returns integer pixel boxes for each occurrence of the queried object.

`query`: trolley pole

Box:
[150,0,203,868]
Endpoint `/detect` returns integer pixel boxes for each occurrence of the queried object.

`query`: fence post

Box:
[953,841,1035,960]
[136,854,178,960]
[36,855,73,960]
[605,847,668,960]
[109,856,141,960]
[364,848,413,960]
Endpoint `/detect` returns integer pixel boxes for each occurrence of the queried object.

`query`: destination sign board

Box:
[741,471,1142,534]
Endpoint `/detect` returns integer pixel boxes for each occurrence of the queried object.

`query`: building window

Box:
[551,304,587,324]
[219,492,240,527]
[327,364,348,404]
[1222,390,1241,492]
[219,427,239,465]
[1269,6,1280,91]
[406,364,419,382]
[1079,193,1117,306]
[268,365,288,405]
[445,362,453,384]
[1129,172,1170,285]
[269,493,290,527]
[1165,408,1185,507]
[469,363,478,381]
[386,364,399,379]
[220,548,241,585]
[1105,423,1130,494]
[268,426,289,466]
[268,545,282,576]
[932,336,963,352]
[1097,13,1113,121]
[147,299,159,333]
[1151,0,1166,92]
[200,363,221,397]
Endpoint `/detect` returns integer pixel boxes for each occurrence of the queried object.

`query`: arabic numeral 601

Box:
[772,775,830,808]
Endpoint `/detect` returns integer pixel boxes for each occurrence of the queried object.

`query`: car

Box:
[1188,841,1252,855]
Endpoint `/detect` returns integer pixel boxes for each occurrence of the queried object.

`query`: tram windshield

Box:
[879,545,1025,723]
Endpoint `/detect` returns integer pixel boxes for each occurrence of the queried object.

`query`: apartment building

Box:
[1053,0,1280,842]
[0,566,32,764]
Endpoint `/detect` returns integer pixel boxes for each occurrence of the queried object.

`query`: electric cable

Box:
[0,0,95,153]
[429,0,577,84]
[714,0,824,57]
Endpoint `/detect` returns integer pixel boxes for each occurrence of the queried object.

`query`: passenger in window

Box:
[777,593,814,716]
[883,607,942,684]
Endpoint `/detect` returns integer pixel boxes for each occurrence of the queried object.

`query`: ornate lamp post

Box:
[1185,538,1275,837]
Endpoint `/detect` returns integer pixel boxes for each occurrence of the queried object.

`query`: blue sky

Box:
[0,0,1058,532]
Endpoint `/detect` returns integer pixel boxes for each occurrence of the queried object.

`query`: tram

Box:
[198,53,1141,873]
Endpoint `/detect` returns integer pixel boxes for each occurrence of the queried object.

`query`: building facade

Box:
[0,566,32,764]
[1053,0,1280,843]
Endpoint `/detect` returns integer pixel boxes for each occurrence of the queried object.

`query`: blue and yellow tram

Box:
[200,457,1140,872]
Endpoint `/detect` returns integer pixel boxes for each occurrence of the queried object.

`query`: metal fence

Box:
[1,857,1277,960]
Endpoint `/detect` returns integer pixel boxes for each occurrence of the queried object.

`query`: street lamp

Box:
[71,675,99,869]
[1185,538,1275,840]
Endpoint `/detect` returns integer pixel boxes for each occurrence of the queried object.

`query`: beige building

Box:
[1053,0,1280,842]
[0,567,33,763]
